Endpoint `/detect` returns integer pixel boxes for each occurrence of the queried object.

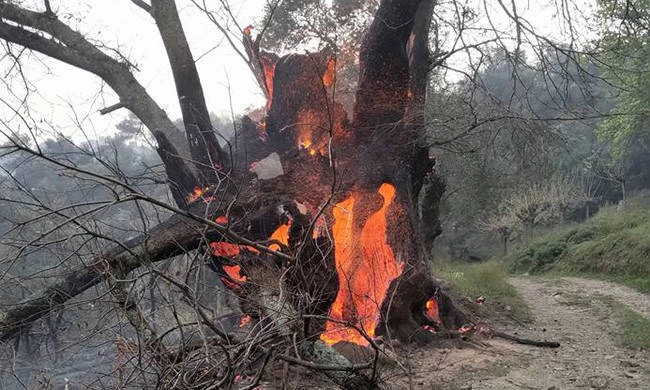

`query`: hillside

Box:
[507,194,650,292]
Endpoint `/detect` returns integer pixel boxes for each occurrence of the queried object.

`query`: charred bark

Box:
[242,27,279,102]
[285,206,339,339]
[151,0,229,182]
[375,268,471,344]
[0,0,462,363]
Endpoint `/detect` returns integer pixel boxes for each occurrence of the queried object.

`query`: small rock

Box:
[588,375,609,389]
[623,371,638,379]
[459,385,472,390]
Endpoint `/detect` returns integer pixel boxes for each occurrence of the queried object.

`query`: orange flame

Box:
[239,314,252,328]
[210,242,241,257]
[321,183,403,346]
[458,324,474,333]
[223,265,245,280]
[269,222,290,251]
[296,110,326,156]
[322,58,336,87]
[262,58,276,110]
[188,186,214,203]
[188,186,204,202]
[425,297,441,324]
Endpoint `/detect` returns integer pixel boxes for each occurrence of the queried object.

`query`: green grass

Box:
[560,294,650,350]
[436,261,530,318]
[615,305,650,350]
[506,195,650,292]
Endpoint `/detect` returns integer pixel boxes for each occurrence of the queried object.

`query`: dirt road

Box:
[392,277,649,389]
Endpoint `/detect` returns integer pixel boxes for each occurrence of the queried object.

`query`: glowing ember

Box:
[188,186,209,202]
[211,242,241,257]
[321,183,404,346]
[458,324,474,333]
[239,314,252,328]
[322,58,336,87]
[262,59,276,109]
[269,222,290,251]
[221,264,246,290]
[425,297,441,324]
[296,110,327,156]
[423,325,436,333]
[299,139,312,149]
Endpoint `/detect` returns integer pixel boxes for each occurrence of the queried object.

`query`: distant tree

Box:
[596,0,650,197]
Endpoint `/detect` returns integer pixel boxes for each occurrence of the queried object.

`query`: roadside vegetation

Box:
[560,292,650,351]
[601,296,650,351]
[436,261,531,321]
[506,194,650,293]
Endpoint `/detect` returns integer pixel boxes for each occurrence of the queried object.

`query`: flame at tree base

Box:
[321,183,404,346]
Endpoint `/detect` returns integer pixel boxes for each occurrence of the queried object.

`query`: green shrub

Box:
[506,194,650,291]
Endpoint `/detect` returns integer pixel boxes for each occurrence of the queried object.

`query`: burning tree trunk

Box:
[0,0,473,382]
[224,0,470,346]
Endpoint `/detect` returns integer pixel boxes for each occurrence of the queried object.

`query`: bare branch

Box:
[131,0,153,15]
[98,102,126,115]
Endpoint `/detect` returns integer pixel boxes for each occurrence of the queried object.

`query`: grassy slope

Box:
[436,261,531,321]
[507,195,650,292]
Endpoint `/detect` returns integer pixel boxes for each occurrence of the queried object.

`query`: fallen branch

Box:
[0,192,287,341]
[493,330,560,348]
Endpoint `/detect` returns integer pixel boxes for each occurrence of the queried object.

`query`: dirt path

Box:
[465,277,650,389]
[389,276,649,390]
[559,277,650,320]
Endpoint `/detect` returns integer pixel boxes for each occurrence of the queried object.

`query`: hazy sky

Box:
[0,0,597,142]
[1,0,268,141]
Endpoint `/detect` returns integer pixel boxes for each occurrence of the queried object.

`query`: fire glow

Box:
[425,297,441,324]
[188,186,210,203]
[321,183,404,346]
[211,222,290,287]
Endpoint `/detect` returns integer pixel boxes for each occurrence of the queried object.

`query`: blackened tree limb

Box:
[353,0,423,136]
[406,0,436,118]
[493,331,560,348]
[404,0,439,260]
[151,0,228,183]
[0,192,289,342]
[0,1,199,206]
[242,27,278,102]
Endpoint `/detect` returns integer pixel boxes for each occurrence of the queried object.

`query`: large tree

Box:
[0,0,460,387]
[0,0,630,388]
